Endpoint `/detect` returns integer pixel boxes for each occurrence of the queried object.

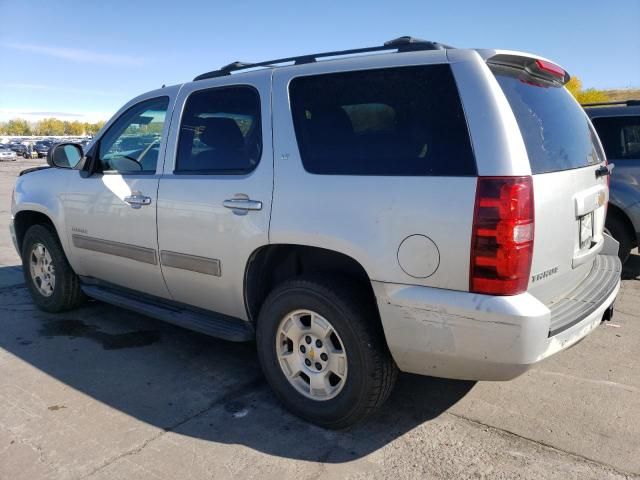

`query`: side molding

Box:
[72,234,157,265]
[160,251,222,277]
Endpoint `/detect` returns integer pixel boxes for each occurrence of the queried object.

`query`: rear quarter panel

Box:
[270,51,483,290]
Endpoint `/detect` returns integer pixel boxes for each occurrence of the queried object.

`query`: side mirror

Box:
[47,143,83,169]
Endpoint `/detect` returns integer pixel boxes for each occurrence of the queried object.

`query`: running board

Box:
[80,284,254,342]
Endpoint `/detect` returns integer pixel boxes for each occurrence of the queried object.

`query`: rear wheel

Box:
[21,224,86,312]
[256,275,397,429]
[605,213,633,264]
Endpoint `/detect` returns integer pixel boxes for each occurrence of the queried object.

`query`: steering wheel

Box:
[138,138,160,164]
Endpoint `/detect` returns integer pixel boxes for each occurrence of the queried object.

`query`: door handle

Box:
[223,198,263,211]
[124,193,152,209]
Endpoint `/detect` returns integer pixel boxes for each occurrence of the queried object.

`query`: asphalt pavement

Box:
[0,159,638,479]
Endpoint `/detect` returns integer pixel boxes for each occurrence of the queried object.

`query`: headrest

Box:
[198,117,244,149]
[308,107,354,143]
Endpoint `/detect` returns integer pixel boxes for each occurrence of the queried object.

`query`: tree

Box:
[36,118,65,136]
[4,119,31,136]
[85,120,106,136]
[565,76,609,104]
[64,120,85,135]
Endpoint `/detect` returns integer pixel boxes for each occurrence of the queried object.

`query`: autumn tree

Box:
[3,119,31,136]
[64,120,85,135]
[84,120,106,135]
[36,118,65,136]
[565,76,609,104]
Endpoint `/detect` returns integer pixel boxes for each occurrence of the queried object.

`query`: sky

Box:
[0,0,639,123]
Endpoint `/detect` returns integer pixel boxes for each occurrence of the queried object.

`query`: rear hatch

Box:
[488,56,610,305]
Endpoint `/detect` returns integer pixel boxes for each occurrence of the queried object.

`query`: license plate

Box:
[580,212,594,250]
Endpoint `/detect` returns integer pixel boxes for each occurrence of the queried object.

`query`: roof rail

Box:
[582,100,640,107]
[193,36,453,81]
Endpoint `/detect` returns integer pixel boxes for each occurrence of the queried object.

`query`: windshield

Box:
[492,65,603,174]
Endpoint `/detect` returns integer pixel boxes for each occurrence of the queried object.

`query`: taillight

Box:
[534,59,565,79]
[470,176,534,295]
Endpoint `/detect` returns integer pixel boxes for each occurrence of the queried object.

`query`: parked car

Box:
[34,141,53,158]
[585,100,640,262]
[9,143,27,156]
[0,147,15,161]
[10,37,621,428]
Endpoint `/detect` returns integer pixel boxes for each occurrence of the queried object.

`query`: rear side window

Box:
[176,86,261,174]
[289,65,476,176]
[492,65,603,174]
[591,116,640,160]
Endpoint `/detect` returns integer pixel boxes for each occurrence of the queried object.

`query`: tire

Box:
[605,213,633,264]
[256,275,397,429]
[21,224,86,312]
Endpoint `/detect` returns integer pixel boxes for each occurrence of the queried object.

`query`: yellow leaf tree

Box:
[566,76,609,104]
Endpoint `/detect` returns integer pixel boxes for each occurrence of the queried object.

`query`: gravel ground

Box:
[0,159,638,480]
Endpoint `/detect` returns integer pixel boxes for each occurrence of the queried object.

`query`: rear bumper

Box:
[373,254,621,381]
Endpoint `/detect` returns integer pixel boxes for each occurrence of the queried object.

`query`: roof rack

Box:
[193,36,453,81]
[582,100,640,107]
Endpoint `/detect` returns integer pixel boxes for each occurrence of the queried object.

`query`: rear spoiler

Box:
[485,53,570,85]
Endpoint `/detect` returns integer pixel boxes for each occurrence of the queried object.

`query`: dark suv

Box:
[9,143,27,156]
[34,141,53,158]
[585,100,640,262]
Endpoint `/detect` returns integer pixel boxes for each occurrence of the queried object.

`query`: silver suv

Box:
[10,37,622,428]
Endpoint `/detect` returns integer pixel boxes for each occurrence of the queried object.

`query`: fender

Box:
[12,168,77,270]
[609,174,640,210]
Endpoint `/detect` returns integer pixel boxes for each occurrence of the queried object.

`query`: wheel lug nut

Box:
[304,358,312,367]
[305,336,311,344]
[300,345,306,353]
[320,353,328,361]
[315,363,322,371]
[315,339,322,348]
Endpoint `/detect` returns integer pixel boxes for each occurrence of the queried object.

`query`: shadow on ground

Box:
[622,253,640,280]
[0,268,474,463]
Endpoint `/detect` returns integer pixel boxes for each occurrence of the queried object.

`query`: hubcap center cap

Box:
[298,334,328,372]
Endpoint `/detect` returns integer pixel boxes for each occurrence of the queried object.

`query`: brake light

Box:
[470,176,534,295]
[534,59,565,79]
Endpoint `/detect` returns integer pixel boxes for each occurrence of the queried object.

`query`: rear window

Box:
[591,116,640,160]
[289,65,476,176]
[492,65,603,174]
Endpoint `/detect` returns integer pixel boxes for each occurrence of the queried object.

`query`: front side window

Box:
[591,116,640,160]
[175,86,261,174]
[288,65,476,176]
[98,97,169,174]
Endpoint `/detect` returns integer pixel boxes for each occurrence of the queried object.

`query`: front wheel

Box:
[256,275,397,429]
[21,224,86,312]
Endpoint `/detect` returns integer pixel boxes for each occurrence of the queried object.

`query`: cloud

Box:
[0,108,113,123]
[0,42,145,66]
[1,83,124,97]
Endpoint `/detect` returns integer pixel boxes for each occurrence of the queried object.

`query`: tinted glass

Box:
[492,66,603,174]
[289,65,476,176]
[591,116,640,160]
[175,86,261,174]
[98,97,169,174]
